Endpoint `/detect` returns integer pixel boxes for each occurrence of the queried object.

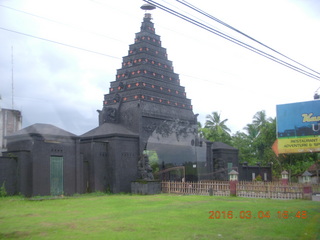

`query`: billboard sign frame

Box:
[276,100,320,154]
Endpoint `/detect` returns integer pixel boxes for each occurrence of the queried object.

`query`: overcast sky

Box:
[1,0,320,135]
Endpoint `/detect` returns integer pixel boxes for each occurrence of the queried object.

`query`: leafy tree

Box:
[231,111,277,170]
[200,109,319,180]
[231,131,256,164]
[254,117,276,163]
[205,112,231,135]
[145,150,160,178]
[243,123,259,140]
[252,110,272,130]
[278,153,316,181]
[202,111,231,143]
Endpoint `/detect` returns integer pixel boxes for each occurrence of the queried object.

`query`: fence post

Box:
[303,184,312,200]
[302,171,312,200]
[229,170,239,196]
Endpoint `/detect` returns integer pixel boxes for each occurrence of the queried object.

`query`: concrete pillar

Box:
[302,171,312,200]
[229,170,239,196]
[281,170,289,185]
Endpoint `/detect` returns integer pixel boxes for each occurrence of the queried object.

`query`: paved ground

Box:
[312,194,320,201]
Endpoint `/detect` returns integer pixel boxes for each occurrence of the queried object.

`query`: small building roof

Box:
[228,170,239,175]
[211,142,238,150]
[302,170,312,177]
[6,123,77,138]
[81,123,138,139]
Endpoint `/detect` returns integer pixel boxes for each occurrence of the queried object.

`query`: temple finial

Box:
[141,3,156,19]
[140,3,156,11]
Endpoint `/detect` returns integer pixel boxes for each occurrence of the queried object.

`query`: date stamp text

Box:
[208,210,307,219]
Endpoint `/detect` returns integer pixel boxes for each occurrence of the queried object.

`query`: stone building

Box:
[2,124,79,196]
[0,10,263,197]
[0,108,22,155]
[239,162,272,181]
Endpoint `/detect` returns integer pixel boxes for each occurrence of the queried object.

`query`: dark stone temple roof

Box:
[6,123,77,138]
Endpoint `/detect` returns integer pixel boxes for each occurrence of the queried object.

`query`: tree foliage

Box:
[200,110,318,180]
[200,111,231,144]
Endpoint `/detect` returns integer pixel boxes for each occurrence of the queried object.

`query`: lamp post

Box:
[281,170,289,185]
[302,171,312,200]
[229,170,239,196]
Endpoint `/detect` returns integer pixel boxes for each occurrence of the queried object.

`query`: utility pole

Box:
[11,46,14,110]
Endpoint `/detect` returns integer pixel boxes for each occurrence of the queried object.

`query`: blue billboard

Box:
[276,100,320,153]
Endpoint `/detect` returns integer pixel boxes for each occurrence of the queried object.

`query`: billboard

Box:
[276,100,320,154]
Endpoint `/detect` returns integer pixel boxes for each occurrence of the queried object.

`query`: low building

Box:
[0,108,22,155]
[2,124,79,196]
[298,164,320,184]
[239,162,272,181]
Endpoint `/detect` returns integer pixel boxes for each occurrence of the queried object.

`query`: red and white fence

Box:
[161,181,229,196]
[161,181,319,200]
[236,181,303,199]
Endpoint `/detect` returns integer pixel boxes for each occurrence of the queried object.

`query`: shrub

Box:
[0,182,7,197]
[254,175,262,181]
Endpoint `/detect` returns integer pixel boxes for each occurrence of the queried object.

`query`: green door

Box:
[50,156,64,195]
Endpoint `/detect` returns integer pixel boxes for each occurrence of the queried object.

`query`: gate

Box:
[50,156,63,195]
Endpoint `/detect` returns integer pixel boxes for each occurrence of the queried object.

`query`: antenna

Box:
[11,46,14,109]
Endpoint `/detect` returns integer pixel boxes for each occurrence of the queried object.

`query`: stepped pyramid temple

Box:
[0,7,270,196]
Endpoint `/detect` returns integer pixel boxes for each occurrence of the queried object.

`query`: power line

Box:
[143,0,320,81]
[2,1,319,81]
[146,0,320,81]
[175,0,320,77]
[0,26,121,59]
[0,20,239,88]
[0,6,244,85]
[0,4,128,44]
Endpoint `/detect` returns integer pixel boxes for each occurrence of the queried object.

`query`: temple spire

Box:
[99,4,194,126]
[141,3,156,21]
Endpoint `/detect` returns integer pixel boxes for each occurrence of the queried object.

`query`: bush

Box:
[254,175,262,181]
[0,182,7,197]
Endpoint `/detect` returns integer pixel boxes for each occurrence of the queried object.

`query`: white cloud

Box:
[0,0,319,135]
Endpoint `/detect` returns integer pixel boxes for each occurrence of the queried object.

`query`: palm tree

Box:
[253,110,272,129]
[205,111,231,136]
[243,123,259,140]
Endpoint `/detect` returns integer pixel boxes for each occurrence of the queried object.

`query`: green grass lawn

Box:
[0,193,319,240]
